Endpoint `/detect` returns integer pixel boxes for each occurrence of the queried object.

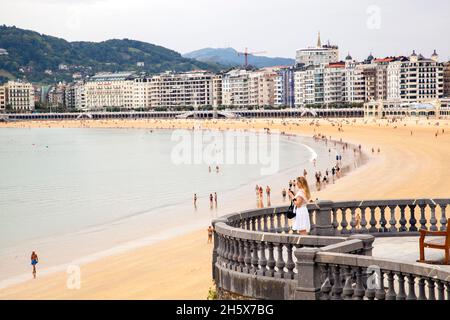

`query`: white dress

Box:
[292,190,311,232]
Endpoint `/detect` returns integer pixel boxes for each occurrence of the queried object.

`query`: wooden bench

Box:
[419,219,450,265]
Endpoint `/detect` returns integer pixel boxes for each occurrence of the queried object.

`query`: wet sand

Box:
[1,117,449,299]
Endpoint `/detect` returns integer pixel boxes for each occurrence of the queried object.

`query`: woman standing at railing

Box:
[290,177,311,235]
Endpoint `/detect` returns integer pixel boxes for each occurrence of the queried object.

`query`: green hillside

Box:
[0,25,222,84]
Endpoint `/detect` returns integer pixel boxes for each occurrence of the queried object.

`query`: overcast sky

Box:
[1,0,449,61]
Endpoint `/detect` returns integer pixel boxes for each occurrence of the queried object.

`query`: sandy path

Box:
[0,117,449,299]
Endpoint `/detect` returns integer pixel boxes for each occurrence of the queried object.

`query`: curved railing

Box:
[212,199,450,300]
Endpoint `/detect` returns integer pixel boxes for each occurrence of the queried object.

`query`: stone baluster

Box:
[427,278,436,300]
[429,203,438,231]
[419,204,427,230]
[318,264,331,300]
[263,215,268,232]
[388,205,397,233]
[332,208,339,231]
[228,238,235,269]
[285,244,295,280]
[365,267,376,300]
[340,208,349,234]
[353,267,365,300]
[359,207,368,233]
[342,266,354,300]
[386,271,397,300]
[379,206,388,232]
[257,241,267,276]
[243,240,252,273]
[397,273,407,300]
[446,282,450,300]
[276,213,282,233]
[349,207,357,234]
[408,204,418,232]
[368,206,377,233]
[274,243,285,278]
[269,214,275,233]
[417,278,426,300]
[238,239,245,272]
[232,238,240,270]
[266,242,276,277]
[399,205,407,232]
[406,275,417,300]
[256,216,262,231]
[245,219,251,230]
[283,213,290,233]
[216,235,224,266]
[331,265,343,300]
[436,281,445,300]
[375,271,386,300]
[251,241,259,274]
[439,204,448,231]
[251,217,256,231]
[222,238,230,267]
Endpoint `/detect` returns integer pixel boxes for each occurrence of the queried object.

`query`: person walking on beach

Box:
[207,226,214,244]
[194,193,197,207]
[31,251,39,279]
[266,186,271,201]
[289,177,312,235]
[303,169,307,177]
[214,192,218,207]
[209,194,213,209]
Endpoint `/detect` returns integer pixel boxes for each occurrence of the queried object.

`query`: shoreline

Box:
[2,117,449,299]
[0,123,362,292]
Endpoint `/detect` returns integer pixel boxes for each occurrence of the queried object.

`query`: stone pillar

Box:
[313,200,335,236]
[348,234,375,256]
[211,217,227,280]
[294,247,322,300]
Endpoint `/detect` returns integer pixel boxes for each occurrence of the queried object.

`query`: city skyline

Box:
[1,0,449,61]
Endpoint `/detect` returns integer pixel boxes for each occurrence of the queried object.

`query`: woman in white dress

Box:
[290,176,311,235]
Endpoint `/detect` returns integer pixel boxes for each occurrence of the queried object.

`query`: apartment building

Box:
[150,71,214,108]
[399,51,444,102]
[65,82,86,110]
[274,67,295,108]
[248,68,277,107]
[324,62,346,104]
[133,77,152,109]
[222,69,250,107]
[212,75,223,107]
[84,72,136,110]
[0,85,5,112]
[343,57,366,103]
[4,81,35,111]
[443,61,450,98]
[294,65,325,107]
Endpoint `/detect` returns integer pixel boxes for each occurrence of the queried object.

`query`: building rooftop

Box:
[89,72,136,82]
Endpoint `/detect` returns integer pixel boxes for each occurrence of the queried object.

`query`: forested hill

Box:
[0,25,222,84]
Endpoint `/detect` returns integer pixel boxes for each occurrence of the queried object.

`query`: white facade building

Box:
[295,33,339,67]
[4,81,35,111]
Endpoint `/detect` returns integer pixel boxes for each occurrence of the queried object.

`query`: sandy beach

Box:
[1,117,450,299]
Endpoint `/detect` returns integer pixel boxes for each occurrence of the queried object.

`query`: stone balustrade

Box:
[212,199,450,300]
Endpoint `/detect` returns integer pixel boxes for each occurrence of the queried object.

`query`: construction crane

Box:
[237,48,266,67]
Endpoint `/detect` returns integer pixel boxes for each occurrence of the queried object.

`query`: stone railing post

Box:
[313,200,335,236]
[211,218,227,280]
[348,234,375,256]
[294,247,322,300]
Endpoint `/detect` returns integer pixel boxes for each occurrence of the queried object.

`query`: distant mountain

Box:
[183,48,295,68]
[0,25,223,84]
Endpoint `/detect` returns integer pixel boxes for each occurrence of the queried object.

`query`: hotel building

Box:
[84,72,136,110]
[295,33,339,67]
[4,81,35,111]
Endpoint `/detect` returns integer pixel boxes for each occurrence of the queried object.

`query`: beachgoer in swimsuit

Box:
[31,251,38,279]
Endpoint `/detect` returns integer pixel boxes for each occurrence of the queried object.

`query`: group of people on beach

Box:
[255,185,271,208]
[194,192,218,209]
